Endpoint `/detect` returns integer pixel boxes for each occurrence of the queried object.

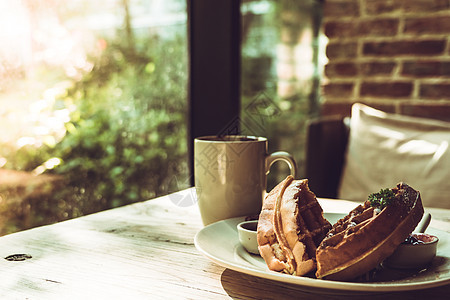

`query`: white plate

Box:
[194,213,450,293]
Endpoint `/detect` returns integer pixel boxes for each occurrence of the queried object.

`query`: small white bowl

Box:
[237,220,259,255]
[384,233,439,269]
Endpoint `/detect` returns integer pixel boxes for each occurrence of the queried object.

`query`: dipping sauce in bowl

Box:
[384,233,439,269]
[403,233,437,244]
[237,220,259,255]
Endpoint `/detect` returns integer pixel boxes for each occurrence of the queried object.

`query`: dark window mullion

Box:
[187,0,241,184]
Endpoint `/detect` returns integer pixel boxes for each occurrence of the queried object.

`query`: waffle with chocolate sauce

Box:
[315,182,424,281]
[257,175,331,276]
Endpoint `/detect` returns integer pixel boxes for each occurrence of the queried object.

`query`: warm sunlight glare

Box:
[0,0,92,150]
[0,1,31,69]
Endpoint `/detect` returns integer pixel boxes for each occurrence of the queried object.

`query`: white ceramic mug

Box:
[194,135,297,225]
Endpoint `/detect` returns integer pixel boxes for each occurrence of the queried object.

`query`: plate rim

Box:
[194,215,450,293]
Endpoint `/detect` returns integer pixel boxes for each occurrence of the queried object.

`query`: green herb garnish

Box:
[368,188,395,209]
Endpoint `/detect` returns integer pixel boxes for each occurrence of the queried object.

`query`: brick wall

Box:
[321,0,450,121]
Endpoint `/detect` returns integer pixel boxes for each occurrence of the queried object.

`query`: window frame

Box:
[187,0,242,184]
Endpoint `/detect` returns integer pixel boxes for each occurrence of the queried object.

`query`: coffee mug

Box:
[194,135,297,225]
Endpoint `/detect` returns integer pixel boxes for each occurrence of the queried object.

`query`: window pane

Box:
[241,0,326,188]
[0,0,188,235]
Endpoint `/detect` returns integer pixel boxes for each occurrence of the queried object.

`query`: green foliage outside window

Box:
[51,34,188,211]
[0,34,188,233]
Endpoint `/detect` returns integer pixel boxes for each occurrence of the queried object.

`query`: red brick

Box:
[323,82,354,98]
[326,42,358,59]
[325,62,358,77]
[360,81,413,97]
[326,62,397,77]
[324,0,360,18]
[324,21,357,38]
[363,40,446,56]
[402,61,450,77]
[325,19,398,38]
[403,0,450,13]
[419,83,450,99]
[320,102,353,117]
[365,0,450,14]
[400,102,450,122]
[359,19,399,36]
[404,16,450,35]
[360,102,397,113]
[364,0,402,15]
[360,62,396,76]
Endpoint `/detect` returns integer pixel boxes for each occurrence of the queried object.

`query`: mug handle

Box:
[265,151,297,178]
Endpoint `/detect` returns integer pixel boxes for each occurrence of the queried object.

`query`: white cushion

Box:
[338,103,450,209]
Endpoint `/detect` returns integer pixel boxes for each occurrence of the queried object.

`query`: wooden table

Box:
[0,188,448,299]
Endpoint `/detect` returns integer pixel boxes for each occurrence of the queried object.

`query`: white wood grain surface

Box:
[0,188,448,299]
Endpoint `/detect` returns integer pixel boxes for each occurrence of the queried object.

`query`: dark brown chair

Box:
[305,116,350,199]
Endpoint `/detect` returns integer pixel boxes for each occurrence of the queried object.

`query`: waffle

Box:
[257,175,332,276]
[315,182,424,281]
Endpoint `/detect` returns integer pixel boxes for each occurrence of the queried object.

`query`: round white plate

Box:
[194,213,450,293]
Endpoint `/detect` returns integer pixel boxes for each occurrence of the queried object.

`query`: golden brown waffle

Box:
[316,182,424,281]
[295,186,333,259]
[257,175,331,276]
[319,201,374,249]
